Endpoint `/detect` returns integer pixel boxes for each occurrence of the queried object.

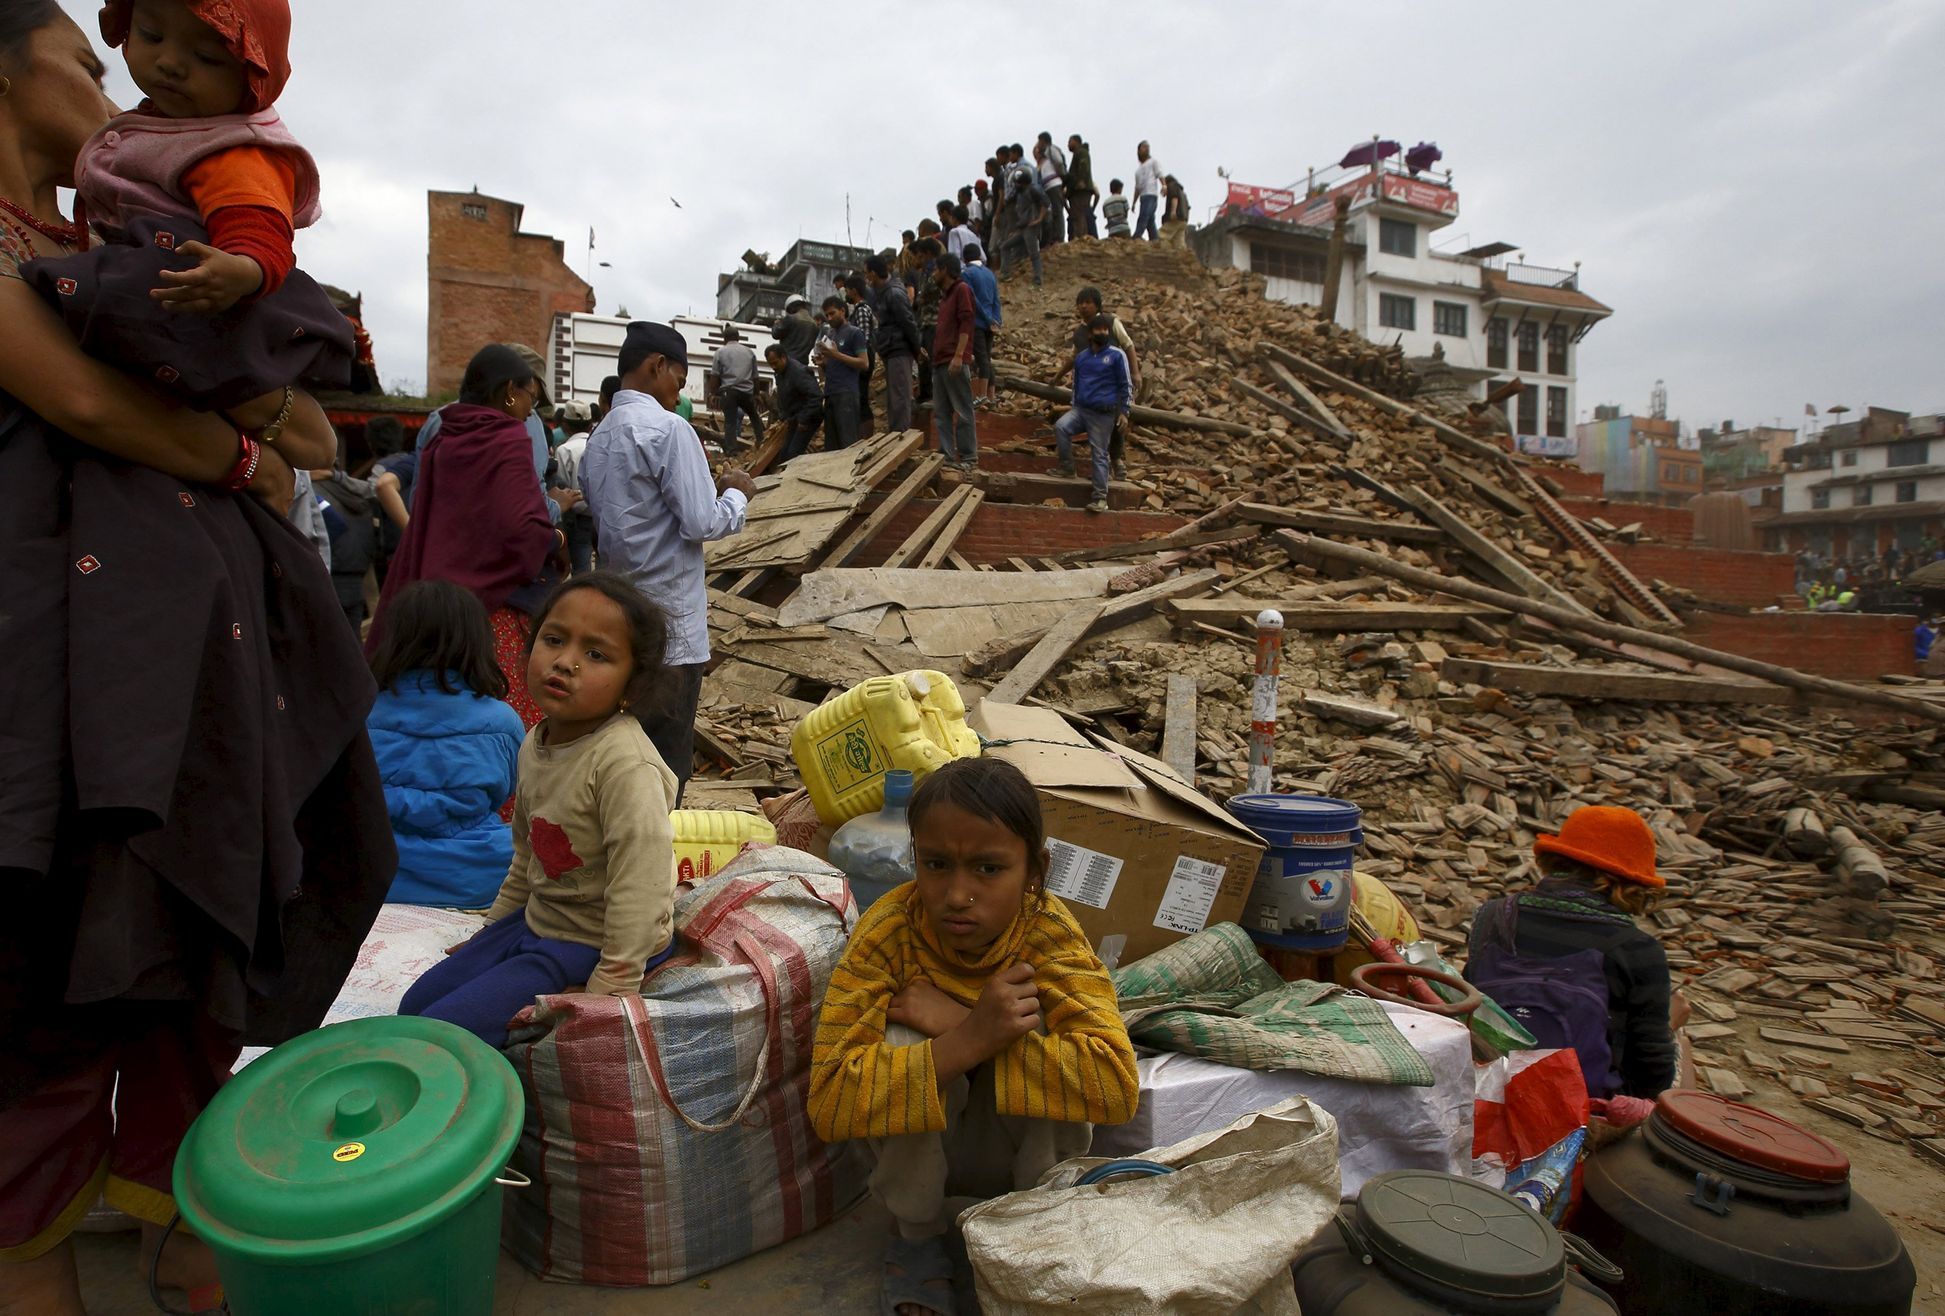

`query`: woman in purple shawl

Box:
[371,343,562,727]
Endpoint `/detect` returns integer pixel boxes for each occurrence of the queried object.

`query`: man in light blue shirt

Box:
[581,322,756,799]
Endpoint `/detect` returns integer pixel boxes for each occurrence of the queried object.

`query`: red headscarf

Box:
[99,0,293,112]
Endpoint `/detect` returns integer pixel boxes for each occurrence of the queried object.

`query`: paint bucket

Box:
[1226,793,1362,952]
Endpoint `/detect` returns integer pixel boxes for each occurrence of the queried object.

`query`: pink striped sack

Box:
[501,846,865,1285]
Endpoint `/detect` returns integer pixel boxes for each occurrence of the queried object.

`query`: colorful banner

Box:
[1224,183,1298,216]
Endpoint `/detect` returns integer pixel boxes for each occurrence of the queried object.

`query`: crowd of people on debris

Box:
[692,132,1180,511]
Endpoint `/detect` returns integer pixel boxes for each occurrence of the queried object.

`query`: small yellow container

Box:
[670,810,777,883]
[790,670,980,827]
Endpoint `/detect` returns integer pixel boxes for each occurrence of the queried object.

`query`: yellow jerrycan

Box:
[669,810,778,883]
[790,670,980,826]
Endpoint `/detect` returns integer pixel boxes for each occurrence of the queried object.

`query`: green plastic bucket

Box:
[174,1015,523,1315]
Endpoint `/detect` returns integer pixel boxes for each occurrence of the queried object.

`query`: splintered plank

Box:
[1164,599,1503,631]
[816,454,946,569]
[881,484,977,570]
[964,568,1221,676]
[1397,486,1594,617]
[1439,658,1806,707]
[1161,673,1199,785]
[917,488,985,569]
[1236,502,1444,545]
[985,603,1107,706]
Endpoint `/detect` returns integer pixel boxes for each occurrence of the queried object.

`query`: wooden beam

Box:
[1233,379,1351,449]
[1395,485,1594,617]
[1236,502,1444,545]
[882,484,975,570]
[1258,341,1516,465]
[1165,599,1505,631]
[964,568,1222,676]
[986,603,1106,705]
[1273,529,1945,726]
[1161,673,1199,785]
[998,375,1255,437]
[1260,358,1352,439]
[1439,658,1811,707]
[816,454,946,569]
[1437,459,1532,519]
[917,488,985,569]
[1054,496,1255,565]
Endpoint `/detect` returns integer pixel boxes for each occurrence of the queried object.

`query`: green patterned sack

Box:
[1113,923,1434,1086]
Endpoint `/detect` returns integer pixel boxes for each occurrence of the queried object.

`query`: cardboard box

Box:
[968,701,1266,968]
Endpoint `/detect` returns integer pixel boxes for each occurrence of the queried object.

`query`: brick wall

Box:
[849,493,1187,566]
[1683,612,1917,680]
[426,191,594,397]
[1610,542,1797,608]
[1561,497,1695,544]
[1547,467,1606,498]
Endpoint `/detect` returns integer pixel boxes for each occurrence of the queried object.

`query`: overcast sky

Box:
[62,0,1944,431]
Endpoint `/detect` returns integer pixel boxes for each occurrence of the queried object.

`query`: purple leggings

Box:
[400,910,615,1048]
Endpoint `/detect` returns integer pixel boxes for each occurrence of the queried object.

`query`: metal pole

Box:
[1247,609,1284,794]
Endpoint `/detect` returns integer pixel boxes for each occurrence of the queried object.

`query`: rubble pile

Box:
[694,235,1944,1154]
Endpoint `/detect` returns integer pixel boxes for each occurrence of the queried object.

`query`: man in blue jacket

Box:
[960,243,1002,405]
[1054,314,1132,513]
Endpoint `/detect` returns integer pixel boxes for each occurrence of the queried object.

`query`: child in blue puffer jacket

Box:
[367,580,525,907]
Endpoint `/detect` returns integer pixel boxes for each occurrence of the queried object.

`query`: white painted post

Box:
[1247,609,1284,795]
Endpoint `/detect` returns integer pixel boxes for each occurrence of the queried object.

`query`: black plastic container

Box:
[1291,1170,1621,1314]
[1577,1090,1915,1315]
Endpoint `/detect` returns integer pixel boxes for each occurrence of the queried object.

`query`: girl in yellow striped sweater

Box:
[809,757,1138,1316]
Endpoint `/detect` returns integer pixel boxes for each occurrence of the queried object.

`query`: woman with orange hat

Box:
[1464,806,1689,1100]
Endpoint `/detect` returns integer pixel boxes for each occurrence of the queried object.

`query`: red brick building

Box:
[426,189,593,399]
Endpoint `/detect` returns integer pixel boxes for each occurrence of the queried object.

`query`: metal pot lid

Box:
[1355,1170,1565,1302]
[1655,1089,1849,1184]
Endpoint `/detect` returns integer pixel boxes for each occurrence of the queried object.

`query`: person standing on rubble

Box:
[580,322,755,800]
[1054,315,1132,514]
[1002,146,1049,285]
[1066,134,1097,237]
[1035,135,1066,246]
[766,341,825,463]
[865,255,920,432]
[930,253,979,470]
[773,295,819,366]
[1058,288,1139,480]
[1133,141,1162,240]
[705,326,764,450]
[1161,174,1190,247]
[960,243,1001,406]
[842,274,879,435]
[815,296,869,452]
[910,233,944,408]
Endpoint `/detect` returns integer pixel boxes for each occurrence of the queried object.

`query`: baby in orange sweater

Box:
[23,0,351,412]
[809,758,1138,1316]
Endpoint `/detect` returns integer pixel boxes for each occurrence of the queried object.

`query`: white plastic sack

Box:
[958,1096,1339,1316]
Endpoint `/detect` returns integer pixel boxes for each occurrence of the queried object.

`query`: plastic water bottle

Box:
[828,769,916,914]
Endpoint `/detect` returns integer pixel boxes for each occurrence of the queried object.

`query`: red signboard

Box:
[1283,171,1460,229]
[1224,182,1298,216]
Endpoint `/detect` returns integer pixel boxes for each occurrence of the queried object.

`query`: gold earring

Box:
[0,77,11,97]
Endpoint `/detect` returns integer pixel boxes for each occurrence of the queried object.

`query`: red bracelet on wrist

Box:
[220,432,262,491]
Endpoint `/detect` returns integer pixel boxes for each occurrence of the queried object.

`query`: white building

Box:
[1191,158,1610,451]
[1766,408,1945,558]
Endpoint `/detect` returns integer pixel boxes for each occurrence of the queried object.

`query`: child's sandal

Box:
[881,1234,957,1316]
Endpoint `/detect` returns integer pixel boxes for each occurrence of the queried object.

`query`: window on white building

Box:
[1897,480,1919,503]
[1518,384,1539,436]
[1378,219,1416,257]
[1887,438,1929,467]
[1546,386,1568,438]
[1249,243,1325,283]
[1546,325,1569,375]
[1855,484,1873,506]
[1811,488,1831,509]
[1486,318,1508,369]
[1433,302,1468,337]
[1517,323,1540,373]
[1840,449,1859,467]
[1379,294,1416,330]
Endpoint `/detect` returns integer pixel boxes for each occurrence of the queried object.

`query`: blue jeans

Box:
[1055,406,1116,497]
[1135,193,1159,241]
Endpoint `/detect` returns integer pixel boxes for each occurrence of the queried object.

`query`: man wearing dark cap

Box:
[582,322,756,799]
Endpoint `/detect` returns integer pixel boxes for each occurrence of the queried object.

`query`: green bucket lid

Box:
[174,1016,523,1264]
[1349,1170,1565,1307]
